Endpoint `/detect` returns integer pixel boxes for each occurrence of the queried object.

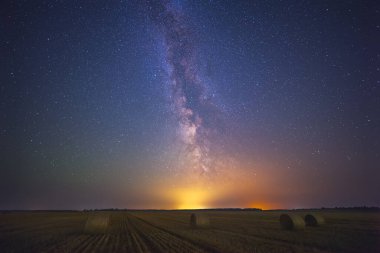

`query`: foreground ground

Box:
[0,210,379,253]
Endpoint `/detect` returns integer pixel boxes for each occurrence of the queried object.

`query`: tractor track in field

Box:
[27,213,319,253]
[42,234,91,253]
[72,234,102,253]
[130,214,325,253]
[124,215,151,252]
[209,228,297,253]
[83,234,108,253]
[110,234,121,252]
[208,228,335,253]
[2,211,380,253]
[129,213,218,253]
[128,214,188,253]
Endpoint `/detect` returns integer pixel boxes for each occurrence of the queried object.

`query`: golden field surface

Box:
[0,210,379,253]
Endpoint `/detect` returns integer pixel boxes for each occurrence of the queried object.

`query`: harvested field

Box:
[83,212,110,234]
[0,210,379,253]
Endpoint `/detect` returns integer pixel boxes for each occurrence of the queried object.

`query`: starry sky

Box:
[1,0,379,210]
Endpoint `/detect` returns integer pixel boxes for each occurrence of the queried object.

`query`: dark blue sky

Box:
[1,0,379,210]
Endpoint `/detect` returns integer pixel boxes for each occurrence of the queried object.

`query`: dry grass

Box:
[83,212,109,234]
[0,210,379,253]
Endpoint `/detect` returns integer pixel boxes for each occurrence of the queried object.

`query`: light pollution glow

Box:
[146,161,287,210]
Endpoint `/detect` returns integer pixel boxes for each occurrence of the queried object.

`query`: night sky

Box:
[1,0,379,210]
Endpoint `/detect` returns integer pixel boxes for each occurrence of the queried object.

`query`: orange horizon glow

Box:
[163,187,215,210]
[248,202,283,210]
[144,161,289,211]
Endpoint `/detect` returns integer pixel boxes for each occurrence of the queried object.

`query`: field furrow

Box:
[72,235,101,253]
[43,234,89,253]
[129,213,213,253]
[1,211,380,253]
[82,234,108,253]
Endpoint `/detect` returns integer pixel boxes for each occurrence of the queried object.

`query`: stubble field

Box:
[0,210,379,253]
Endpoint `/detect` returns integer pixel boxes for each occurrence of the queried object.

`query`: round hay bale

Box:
[280,213,305,230]
[190,213,210,228]
[84,213,109,234]
[305,213,325,226]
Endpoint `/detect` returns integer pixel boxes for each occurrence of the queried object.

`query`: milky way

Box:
[146,0,224,175]
[2,0,378,209]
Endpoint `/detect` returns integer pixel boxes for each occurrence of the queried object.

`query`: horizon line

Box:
[1,206,380,212]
